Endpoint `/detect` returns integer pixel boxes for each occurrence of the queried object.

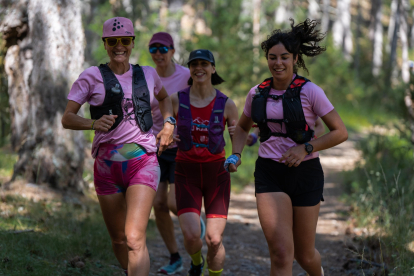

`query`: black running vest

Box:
[251,75,314,144]
[90,64,153,132]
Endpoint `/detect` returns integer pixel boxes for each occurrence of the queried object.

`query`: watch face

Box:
[170,117,176,124]
[305,143,313,153]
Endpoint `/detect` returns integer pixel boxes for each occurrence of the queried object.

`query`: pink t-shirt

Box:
[243,75,334,162]
[68,64,163,157]
[150,64,190,136]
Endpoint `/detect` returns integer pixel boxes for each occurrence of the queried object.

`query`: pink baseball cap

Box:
[149,32,174,48]
[102,17,135,38]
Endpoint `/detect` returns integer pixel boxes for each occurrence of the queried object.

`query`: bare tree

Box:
[387,0,401,85]
[369,0,383,76]
[332,0,353,60]
[400,0,410,83]
[275,0,293,25]
[320,0,330,33]
[252,0,261,79]
[1,0,85,190]
[386,0,398,53]
[307,0,320,21]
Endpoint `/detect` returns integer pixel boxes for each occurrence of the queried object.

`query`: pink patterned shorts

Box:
[94,143,160,195]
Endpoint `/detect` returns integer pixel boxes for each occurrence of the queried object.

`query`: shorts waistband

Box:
[97,143,147,161]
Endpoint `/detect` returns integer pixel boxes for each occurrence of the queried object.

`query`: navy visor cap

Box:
[187,49,215,66]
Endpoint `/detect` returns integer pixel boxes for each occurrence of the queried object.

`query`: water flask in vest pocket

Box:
[111,84,121,93]
[251,96,267,124]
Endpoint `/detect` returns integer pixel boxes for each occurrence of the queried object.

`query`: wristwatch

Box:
[164,116,176,128]
[304,142,313,155]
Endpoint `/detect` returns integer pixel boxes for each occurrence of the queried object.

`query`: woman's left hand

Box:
[280,145,308,167]
[156,123,174,156]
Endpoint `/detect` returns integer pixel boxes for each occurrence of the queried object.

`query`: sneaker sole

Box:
[158,265,183,275]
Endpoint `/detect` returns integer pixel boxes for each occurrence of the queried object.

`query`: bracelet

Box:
[233,153,242,158]
[91,120,96,130]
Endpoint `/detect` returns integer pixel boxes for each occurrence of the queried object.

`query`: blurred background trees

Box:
[1,0,414,273]
[1,0,414,195]
[1,0,414,190]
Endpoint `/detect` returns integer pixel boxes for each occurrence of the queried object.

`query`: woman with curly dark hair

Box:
[224,19,348,276]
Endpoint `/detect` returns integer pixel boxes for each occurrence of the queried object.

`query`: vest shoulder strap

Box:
[98,64,124,104]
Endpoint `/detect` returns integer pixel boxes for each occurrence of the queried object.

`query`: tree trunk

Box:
[252,0,261,80]
[386,0,398,53]
[370,0,383,76]
[354,1,362,78]
[320,0,330,33]
[387,0,401,86]
[332,0,353,60]
[1,0,86,191]
[400,0,410,83]
[307,0,320,21]
[275,0,293,25]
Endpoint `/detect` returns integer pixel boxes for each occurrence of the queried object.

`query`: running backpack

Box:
[176,87,228,154]
[90,64,153,132]
[251,75,314,144]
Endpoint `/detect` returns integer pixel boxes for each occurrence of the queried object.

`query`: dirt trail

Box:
[147,136,361,276]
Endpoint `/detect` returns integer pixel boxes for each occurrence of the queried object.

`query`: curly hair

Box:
[261,18,326,74]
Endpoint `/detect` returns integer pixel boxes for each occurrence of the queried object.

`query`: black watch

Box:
[304,142,313,155]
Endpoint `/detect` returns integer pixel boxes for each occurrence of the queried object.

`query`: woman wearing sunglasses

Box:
[147,32,192,275]
[224,19,348,276]
[62,17,175,276]
[169,49,238,276]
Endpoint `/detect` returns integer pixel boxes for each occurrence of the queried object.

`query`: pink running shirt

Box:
[243,74,334,162]
[150,63,190,137]
[68,64,163,157]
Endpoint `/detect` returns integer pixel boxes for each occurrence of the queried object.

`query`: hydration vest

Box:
[176,87,228,154]
[251,75,314,144]
[90,64,153,132]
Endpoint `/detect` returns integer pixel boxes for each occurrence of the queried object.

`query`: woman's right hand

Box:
[93,115,118,132]
[224,154,242,172]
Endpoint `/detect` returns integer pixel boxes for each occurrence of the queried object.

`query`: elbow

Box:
[61,116,69,129]
[341,128,348,143]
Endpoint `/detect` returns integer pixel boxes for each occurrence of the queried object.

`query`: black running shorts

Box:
[157,147,178,184]
[254,157,324,206]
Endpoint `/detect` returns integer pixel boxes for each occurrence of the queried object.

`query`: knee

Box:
[111,234,127,247]
[295,250,315,268]
[182,230,200,245]
[153,199,169,214]
[205,234,222,252]
[125,231,146,252]
[268,244,293,268]
[167,200,177,215]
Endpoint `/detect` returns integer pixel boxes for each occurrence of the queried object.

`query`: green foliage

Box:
[343,131,414,274]
[0,194,156,275]
[0,145,17,184]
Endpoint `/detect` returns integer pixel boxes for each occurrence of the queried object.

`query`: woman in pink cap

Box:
[148,32,196,275]
[62,17,175,276]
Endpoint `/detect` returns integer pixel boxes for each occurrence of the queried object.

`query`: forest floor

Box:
[146,134,374,276]
[1,133,386,276]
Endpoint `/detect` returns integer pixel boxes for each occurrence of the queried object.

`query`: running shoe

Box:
[200,217,206,240]
[158,256,183,275]
[187,255,205,276]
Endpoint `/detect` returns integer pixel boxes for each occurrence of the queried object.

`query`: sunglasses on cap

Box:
[104,37,134,47]
[149,46,173,54]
